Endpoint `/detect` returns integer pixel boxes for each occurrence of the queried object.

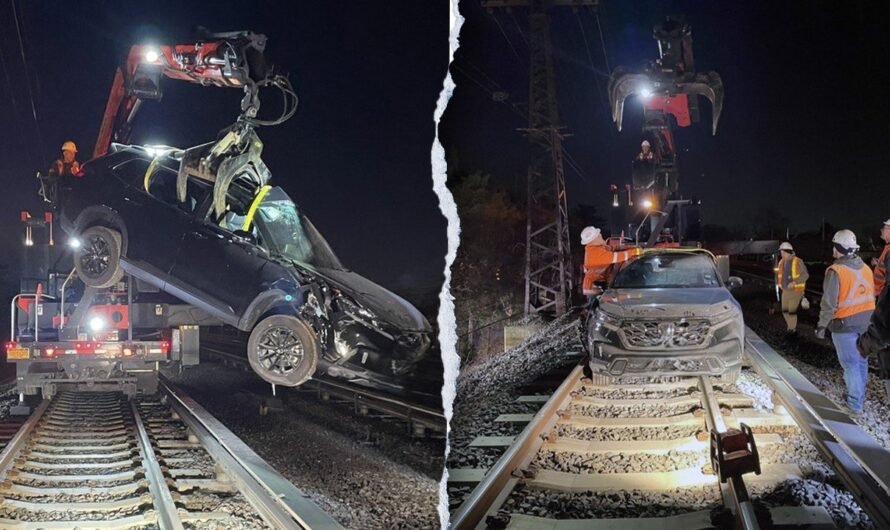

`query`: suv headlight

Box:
[595,309,622,328]
[590,309,622,342]
[709,308,738,328]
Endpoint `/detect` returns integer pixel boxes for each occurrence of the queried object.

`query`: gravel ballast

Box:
[165,361,442,529]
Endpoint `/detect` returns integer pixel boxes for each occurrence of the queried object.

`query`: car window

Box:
[111,158,152,187]
[612,254,721,289]
[252,187,344,270]
[218,210,260,239]
[143,164,211,215]
[146,165,180,206]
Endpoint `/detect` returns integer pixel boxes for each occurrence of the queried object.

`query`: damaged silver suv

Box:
[585,249,744,385]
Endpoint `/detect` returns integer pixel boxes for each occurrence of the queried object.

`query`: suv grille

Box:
[621,320,710,348]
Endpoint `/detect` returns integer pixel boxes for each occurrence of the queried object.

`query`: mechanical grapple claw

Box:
[608,17,724,135]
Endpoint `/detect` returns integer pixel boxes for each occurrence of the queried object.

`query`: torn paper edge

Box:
[434,0,464,527]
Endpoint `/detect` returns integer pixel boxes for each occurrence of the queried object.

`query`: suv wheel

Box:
[248,315,318,387]
[75,226,124,288]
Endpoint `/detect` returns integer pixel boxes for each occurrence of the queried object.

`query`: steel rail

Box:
[130,400,184,530]
[202,345,445,432]
[0,398,50,474]
[698,376,760,530]
[744,328,890,528]
[449,364,585,530]
[159,375,344,530]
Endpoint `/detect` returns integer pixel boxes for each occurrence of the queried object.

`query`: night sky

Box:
[442,1,890,240]
[0,1,448,306]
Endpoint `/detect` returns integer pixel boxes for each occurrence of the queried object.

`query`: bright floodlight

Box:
[89,317,105,332]
[144,48,160,62]
[68,237,81,249]
[639,87,653,99]
[642,199,654,209]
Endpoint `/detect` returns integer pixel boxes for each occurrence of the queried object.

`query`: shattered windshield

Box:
[611,253,721,289]
[253,187,344,270]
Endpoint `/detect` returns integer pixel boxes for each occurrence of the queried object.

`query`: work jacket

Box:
[582,244,641,294]
[858,278,890,356]
[49,159,80,178]
[776,255,808,292]
[819,255,875,333]
[874,243,890,295]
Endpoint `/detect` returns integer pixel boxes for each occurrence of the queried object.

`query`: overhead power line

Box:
[10,0,44,154]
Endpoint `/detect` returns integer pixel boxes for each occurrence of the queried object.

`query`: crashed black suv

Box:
[57,145,432,388]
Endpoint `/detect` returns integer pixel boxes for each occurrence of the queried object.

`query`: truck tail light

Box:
[44,347,56,357]
[160,340,170,354]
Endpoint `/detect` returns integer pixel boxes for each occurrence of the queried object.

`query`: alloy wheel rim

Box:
[80,234,111,277]
[257,326,305,376]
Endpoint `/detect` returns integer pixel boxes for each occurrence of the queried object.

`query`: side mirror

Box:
[727,276,744,290]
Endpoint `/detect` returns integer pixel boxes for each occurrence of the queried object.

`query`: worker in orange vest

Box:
[775,242,809,337]
[817,230,875,415]
[872,218,890,296]
[48,141,81,178]
[581,226,640,297]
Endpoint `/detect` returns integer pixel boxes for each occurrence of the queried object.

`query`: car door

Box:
[168,181,270,323]
[111,158,188,278]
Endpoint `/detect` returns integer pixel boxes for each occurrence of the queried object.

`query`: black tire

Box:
[247,315,318,387]
[74,226,124,289]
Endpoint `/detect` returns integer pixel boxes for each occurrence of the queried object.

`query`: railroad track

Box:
[0,379,343,529]
[449,327,890,529]
[201,344,446,437]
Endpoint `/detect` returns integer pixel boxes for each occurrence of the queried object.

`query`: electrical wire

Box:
[0,40,37,169]
[451,63,526,121]
[491,13,523,61]
[595,13,611,74]
[511,12,528,47]
[10,0,43,152]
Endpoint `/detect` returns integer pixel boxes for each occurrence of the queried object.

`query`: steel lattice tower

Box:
[483,0,598,315]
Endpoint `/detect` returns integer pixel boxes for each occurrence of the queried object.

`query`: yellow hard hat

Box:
[61,141,77,153]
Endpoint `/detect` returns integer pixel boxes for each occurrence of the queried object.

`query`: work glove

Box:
[815,327,827,340]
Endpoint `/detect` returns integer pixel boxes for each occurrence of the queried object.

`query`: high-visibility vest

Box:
[874,244,890,295]
[582,245,641,293]
[776,256,805,292]
[828,263,875,319]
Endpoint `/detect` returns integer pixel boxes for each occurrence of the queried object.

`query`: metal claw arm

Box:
[93,31,286,158]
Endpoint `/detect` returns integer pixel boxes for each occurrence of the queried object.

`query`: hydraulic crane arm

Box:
[607,17,723,135]
[93,31,294,158]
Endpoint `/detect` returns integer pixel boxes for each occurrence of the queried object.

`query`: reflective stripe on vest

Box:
[829,263,875,319]
[777,257,805,292]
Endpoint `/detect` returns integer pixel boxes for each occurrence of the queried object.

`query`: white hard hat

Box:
[778,242,794,252]
[580,226,603,245]
[832,229,859,251]
[883,218,890,227]
[641,140,651,147]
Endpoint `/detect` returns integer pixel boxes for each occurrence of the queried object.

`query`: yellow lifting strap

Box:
[242,185,272,232]
[143,157,162,194]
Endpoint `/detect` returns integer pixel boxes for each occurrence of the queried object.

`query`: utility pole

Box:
[482,0,598,316]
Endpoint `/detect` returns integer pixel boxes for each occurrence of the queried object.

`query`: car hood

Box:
[311,267,431,333]
[600,287,739,319]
